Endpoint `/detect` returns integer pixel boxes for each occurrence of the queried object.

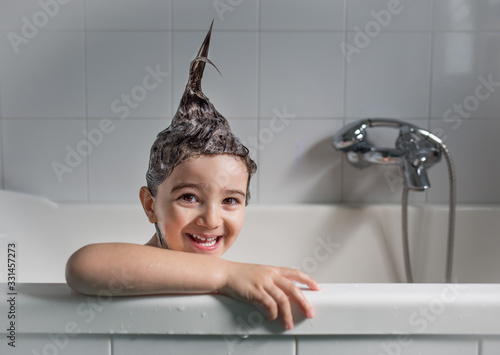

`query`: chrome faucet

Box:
[333,118,457,283]
[333,118,443,191]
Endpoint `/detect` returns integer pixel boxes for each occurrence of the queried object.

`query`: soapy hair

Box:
[146,21,256,204]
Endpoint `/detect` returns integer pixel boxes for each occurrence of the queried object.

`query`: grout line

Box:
[427,0,436,126]
[1,28,499,34]
[6,28,499,33]
[2,28,500,33]
[170,0,174,119]
[0,69,3,190]
[83,0,90,202]
[339,0,349,203]
[0,119,3,190]
[425,0,436,204]
[256,0,261,203]
[342,0,348,123]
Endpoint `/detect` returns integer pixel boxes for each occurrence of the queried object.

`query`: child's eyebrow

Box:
[170,183,245,197]
[225,189,246,198]
[170,183,203,194]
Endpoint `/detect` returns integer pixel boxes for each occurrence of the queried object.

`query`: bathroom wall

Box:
[0,0,499,204]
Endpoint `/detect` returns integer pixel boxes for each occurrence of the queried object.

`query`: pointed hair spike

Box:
[196,19,214,59]
[172,21,225,123]
[185,20,216,92]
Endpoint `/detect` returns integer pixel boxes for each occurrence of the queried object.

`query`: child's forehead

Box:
[178,154,246,172]
[160,154,248,189]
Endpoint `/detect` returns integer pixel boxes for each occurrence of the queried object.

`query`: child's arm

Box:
[66,242,320,330]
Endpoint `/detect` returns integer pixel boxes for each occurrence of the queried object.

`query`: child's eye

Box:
[222,197,240,205]
[178,194,198,203]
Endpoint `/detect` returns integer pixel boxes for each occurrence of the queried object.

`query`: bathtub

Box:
[1,189,499,354]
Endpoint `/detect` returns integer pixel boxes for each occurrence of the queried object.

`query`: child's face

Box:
[150,154,248,257]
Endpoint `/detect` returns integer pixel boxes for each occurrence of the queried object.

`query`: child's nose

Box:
[196,203,222,229]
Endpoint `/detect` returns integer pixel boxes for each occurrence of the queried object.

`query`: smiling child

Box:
[65,22,320,330]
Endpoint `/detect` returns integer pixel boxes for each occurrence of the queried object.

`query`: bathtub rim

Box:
[2,282,499,336]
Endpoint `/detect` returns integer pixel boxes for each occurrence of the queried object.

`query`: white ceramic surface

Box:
[2,119,88,201]
[85,32,171,119]
[0,32,86,118]
[1,189,499,284]
[2,1,500,205]
[1,190,499,354]
[1,283,499,336]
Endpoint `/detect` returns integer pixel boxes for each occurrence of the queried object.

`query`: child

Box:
[65,22,320,330]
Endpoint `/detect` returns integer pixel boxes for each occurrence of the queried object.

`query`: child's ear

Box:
[139,186,158,223]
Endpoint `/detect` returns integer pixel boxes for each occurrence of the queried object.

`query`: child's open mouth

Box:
[187,233,221,250]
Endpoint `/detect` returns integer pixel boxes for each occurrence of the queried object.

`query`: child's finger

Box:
[275,276,315,320]
[257,292,279,321]
[265,284,294,330]
[280,267,321,291]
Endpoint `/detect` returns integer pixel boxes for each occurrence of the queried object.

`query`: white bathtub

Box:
[1,189,499,354]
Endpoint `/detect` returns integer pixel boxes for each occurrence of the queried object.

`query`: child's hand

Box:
[219,262,321,330]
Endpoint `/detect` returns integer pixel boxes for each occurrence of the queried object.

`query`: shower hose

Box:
[401,140,456,283]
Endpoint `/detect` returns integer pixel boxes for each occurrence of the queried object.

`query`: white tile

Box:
[0,119,3,189]
[86,32,171,119]
[88,117,259,203]
[344,33,431,118]
[259,118,343,203]
[260,32,344,119]
[340,118,429,204]
[0,32,85,117]
[347,0,432,31]
[261,0,344,30]
[88,118,167,202]
[15,334,110,355]
[482,336,500,355]
[173,31,258,119]
[229,118,259,203]
[173,0,258,30]
[112,335,294,355]
[297,335,478,355]
[429,119,500,204]
[0,0,84,30]
[431,33,500,119]
[434,0,500,31]
[85,0,171,30]
[3,118,87,202]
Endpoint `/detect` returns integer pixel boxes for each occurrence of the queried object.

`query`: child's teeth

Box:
[192,234,206,241]
[191,234,218,246]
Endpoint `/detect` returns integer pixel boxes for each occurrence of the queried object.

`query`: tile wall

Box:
[0,0,499,204]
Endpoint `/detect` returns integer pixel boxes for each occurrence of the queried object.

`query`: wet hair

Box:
[146,21,257,204]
